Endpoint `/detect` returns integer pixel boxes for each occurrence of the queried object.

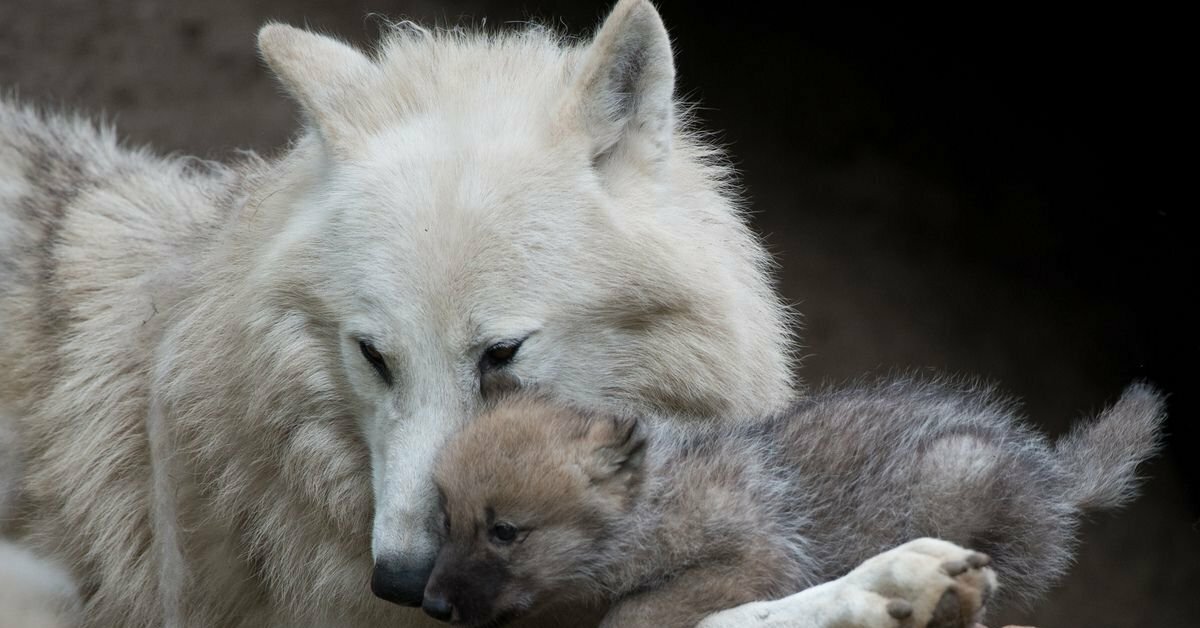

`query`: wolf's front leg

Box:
[697,538,996,628]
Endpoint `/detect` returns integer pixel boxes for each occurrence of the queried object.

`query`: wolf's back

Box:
[1055,382,1167,511]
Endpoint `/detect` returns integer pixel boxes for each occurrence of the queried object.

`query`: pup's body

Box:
[431,379,1165,628]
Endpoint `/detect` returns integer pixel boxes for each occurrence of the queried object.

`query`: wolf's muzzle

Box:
[370,556,433,607]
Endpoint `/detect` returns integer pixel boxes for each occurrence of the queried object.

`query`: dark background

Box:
[1,0,1194,625]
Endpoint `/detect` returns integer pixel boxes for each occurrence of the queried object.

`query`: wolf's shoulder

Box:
[0,96,247,344]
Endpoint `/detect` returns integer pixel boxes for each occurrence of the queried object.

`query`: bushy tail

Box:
[1055,382,1167,511]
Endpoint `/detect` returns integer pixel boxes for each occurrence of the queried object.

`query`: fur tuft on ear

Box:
[564,0,676,172]
[257,23,379,153]
[583,414,647,488]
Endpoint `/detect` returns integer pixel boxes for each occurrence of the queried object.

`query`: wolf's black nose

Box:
[422,594,454,621]
[370,557,432,607]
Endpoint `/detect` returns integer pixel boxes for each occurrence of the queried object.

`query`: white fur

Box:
[698,538,997,628]
[0,541,82,628]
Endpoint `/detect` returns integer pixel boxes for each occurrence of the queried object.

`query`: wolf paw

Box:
[697,538,996,628]
[842,537,997,628]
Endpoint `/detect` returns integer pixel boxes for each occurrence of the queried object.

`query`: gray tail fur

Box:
[1055,382,1167,511]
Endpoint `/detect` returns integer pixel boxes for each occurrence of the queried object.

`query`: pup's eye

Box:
[489,521,519,545]
[358,340,392,385]
[480,339,523,371]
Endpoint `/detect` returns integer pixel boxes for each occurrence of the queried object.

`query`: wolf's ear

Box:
[583,415,647,490]
[258,24,378,153]
[563,0,675,173]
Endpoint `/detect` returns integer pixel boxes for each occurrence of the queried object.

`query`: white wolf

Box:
[0,1,1023,626]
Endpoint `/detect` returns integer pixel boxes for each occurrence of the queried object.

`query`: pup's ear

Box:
[583,415,647,491]
[561,0,675,174]
[257,23,378,154]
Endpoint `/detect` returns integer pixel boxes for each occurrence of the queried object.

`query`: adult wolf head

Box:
[159,0,794,613]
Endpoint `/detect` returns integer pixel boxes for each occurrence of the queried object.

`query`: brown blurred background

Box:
[1,0,1194,625]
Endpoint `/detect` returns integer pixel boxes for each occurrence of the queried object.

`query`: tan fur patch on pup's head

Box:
[428,394,647,624]
[435,394,646,526]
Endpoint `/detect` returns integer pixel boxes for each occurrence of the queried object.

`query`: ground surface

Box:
[1,1,1194,625]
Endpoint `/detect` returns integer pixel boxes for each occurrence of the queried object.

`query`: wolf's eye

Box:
[358,340,392,385]
[489,521,519,545]
[480,339,523,371]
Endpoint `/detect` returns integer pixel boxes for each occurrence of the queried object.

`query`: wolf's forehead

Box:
[324,193,554,342]
[343,117,577,209]
[328,131,600,277]
[330,183,544,291]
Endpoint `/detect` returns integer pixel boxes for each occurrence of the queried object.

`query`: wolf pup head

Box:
[237,0,793,609]
[425,395,646,625]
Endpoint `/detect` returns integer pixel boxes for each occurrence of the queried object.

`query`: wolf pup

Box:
[428,379,1165,628]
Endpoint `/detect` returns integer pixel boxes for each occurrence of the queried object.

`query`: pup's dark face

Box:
[423,396,644,626]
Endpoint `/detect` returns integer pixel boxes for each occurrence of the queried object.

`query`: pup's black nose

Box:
[371,557,433,607]
[422,594,454,622]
